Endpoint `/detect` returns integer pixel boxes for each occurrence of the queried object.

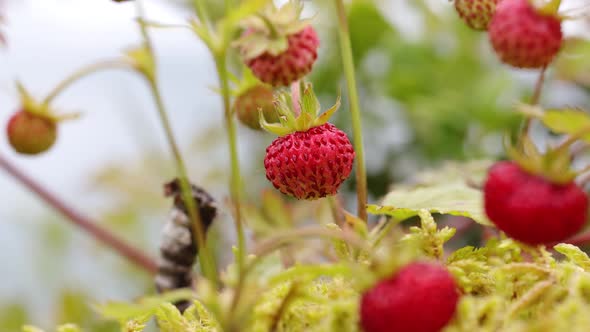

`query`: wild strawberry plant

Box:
[2,0,590,331]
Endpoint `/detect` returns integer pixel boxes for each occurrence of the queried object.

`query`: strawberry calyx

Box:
[16,83,80,123]
[230,66,271,99]
[506,135,575,185]
[529,0,562,17]
[260,82,340,136]
[233,0,312,61]
[511,103,590,184]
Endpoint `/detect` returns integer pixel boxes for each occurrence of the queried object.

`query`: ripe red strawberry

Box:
[234,1,319,87]
[246,26,319,87]
[454,0,502,30]
[264,122,354,200]
[6,110,57,155]
[234,84,278,130]
[488,0,562,69]
[261,82,354,200]
[360,262,460,332]
[484,161,588,245]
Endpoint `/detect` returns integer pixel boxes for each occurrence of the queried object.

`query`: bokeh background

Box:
[0,0,589,330]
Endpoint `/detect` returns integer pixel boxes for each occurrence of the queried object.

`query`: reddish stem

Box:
[290,80,301,116]
[0,154,158,274]
[522,66,547,135]
[560,230,590,247]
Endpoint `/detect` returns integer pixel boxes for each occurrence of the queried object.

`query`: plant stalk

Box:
[0,155,158,274]
[334,0,368,222]
[214,53,246,275]
[136,0,218,286]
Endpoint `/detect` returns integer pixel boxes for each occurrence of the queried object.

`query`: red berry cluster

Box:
[454,0,563,69]
[231,2,354,201]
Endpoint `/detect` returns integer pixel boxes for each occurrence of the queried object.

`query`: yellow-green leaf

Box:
[368,182,490,225]
[540,108,590,142]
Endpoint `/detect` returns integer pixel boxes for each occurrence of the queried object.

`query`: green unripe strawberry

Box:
[234,84,278,130]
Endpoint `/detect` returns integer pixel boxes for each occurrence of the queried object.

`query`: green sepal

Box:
[260,82,341,136]
[16,82,80,123]
[530,0,562,16]
[125,45,156,81]
[506,135,577,185]
[233,0,312,60]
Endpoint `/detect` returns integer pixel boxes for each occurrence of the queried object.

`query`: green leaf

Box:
[554,243,590,271]
[401,210,456,259]
[155,303,196,332]
[555,38,590,87]
[368,182,490,225]
[122,313,152,332]
[183,301,221,331]
[95,289,196,322]
[538,108,590,142]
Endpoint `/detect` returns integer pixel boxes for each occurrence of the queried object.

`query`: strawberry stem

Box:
[41,60,134,107]
[290,80,302,116]
[135,0,219,287]
[334,0,368,222]
[0,154,158,274]
[214,50,247,279]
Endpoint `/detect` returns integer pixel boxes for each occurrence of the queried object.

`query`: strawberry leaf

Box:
[538,108,590,142]
[367,182,490,225]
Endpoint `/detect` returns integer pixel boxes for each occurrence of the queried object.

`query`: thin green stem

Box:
[193,0,212,26]
[41,60,133,106]
[334,0,368,222]
[136,0,218,286]
[146,78,218,286]
[214,52,246,277]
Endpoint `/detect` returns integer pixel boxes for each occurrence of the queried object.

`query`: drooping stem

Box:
[334,0,368,222]
[136,0,218,286]
[0,155,158,274]
[522,66,547,135]
[41,60,133,106]
[214,52,246,276]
